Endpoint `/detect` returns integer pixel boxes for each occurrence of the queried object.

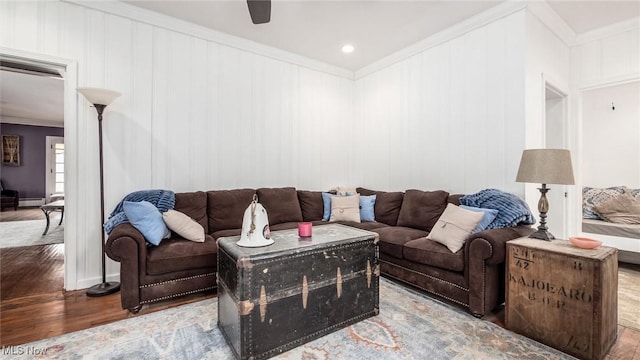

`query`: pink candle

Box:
[298,222,312,237]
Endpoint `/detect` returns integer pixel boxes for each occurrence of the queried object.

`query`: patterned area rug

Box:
[0,216,63,248]
[619,265,640,330]
[18,279,574,359]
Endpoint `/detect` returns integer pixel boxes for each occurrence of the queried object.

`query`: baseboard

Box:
[19,198,45,207]
[619,250,640,265]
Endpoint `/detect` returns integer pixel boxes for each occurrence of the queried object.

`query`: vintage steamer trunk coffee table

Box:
[217,224,380,360]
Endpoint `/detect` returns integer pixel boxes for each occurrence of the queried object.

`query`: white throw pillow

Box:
[162,210,206,242]
[426,203,484,253]
[329,194,361,223]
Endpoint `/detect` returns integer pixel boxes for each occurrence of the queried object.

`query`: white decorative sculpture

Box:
[237,194,274,247]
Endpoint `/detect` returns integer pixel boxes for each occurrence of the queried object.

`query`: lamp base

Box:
[528,228,555,241]
[86,281,120,297]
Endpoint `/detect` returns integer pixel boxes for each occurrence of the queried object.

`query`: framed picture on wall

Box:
[1,134,20,166]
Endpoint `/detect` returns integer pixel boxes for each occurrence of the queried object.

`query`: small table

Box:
[217,224,379,360]
[506,237,618,360]
[40,200,64,235]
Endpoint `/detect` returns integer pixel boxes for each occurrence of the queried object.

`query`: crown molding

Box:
[0,116,64,128]
[63,0,354,80]
[354,1,527,79]
[575,17,640,45]
[526,1,576,47]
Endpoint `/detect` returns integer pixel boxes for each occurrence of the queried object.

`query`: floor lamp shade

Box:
[516,149,575,241]
[78,87,121,297]
[77,87,121,106]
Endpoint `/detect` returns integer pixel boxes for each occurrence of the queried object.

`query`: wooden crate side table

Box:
[506,238,618,360]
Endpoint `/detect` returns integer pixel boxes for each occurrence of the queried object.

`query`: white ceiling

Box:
[123,0,640,71]
[1,0,638,127]
[0,70,64,126]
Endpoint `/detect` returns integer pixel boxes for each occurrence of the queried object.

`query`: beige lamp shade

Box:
[515,149,575,185]
[77,87,121,106]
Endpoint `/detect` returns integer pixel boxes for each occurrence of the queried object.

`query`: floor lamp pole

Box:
[86,104,120,296]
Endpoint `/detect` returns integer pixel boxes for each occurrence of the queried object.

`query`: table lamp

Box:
[515,149,575,241]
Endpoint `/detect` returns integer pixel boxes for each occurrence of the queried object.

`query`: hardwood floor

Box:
[0,207,46,222]
[0,227,638,358]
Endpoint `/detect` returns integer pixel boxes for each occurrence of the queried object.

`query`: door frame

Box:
[542,75,571,239]
[1,46,78,290]
[45,136,65,203]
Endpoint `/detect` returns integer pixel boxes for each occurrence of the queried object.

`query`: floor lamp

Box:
[515,149,575,241]
[78,87,122,296]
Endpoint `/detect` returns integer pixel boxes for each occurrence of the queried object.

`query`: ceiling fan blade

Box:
[247,0,271,24]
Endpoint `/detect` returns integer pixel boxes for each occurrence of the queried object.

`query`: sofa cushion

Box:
[297,190,324,221]
[357,188,404,226]
[257,187,304,225]
[146,236,217,275]
[162,210,205,242]
[122,201,171,246]
[426,203,484,253]
[402,238,465,272]
[330,194,361,222]
[211,228,242,240]
[460,205,499,233]
[335,221,390,231]
[360,194,377,222]
[374,226,428,259]
[396,189,450,231]
[174,191,208,231]
[207,189,256,233]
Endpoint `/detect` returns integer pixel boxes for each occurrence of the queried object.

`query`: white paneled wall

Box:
[572,21,640,89]
[0,0,353,289]
[354,11,527,195]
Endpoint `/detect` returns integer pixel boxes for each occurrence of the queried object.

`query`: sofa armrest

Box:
[105,223,150,311]
[105,223,148,264]
[465,226,534,266]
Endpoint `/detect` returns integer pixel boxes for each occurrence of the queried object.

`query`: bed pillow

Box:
[330,194,361,223]
[426,203,484,253]
[123,201,171,246]
[593,192,640,224]
[459,205,499,233]
[162,209,205,242]
[582,186,625,220]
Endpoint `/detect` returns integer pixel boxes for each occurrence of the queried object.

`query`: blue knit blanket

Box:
[104,189,175,234]
[460,188,535,229]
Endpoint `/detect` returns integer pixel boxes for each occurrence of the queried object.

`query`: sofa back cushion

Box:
[357,187,404,226]
[297,190,324,221]
[256,187,304,225]
[174,191,208,231]
[207,189,256,233]
[396,189,450,231]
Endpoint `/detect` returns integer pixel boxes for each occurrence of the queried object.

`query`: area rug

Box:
[17,279,574,359]
[618,265,640,330]
[0,216,63,248]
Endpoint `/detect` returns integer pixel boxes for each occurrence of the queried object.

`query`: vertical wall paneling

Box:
[355,11,527,194]
[188,37,209,192]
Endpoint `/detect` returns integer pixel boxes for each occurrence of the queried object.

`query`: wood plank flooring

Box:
[0,207,46,222]
[0,210,638,357]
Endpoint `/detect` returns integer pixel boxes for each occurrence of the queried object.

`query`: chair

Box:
[0,180,19,211]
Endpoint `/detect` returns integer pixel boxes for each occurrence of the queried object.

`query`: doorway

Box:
[544,83,569,239]
[0,54,68,299]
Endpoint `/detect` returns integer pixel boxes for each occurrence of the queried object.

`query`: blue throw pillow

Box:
[460,205,499,233]
[122,200,171,245]
[360,195,377,222]
[321,192,332,221]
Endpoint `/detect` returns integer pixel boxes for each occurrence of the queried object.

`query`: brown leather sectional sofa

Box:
[105,186,532,316]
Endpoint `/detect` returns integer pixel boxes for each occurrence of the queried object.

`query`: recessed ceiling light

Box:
[341,44,355,53]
